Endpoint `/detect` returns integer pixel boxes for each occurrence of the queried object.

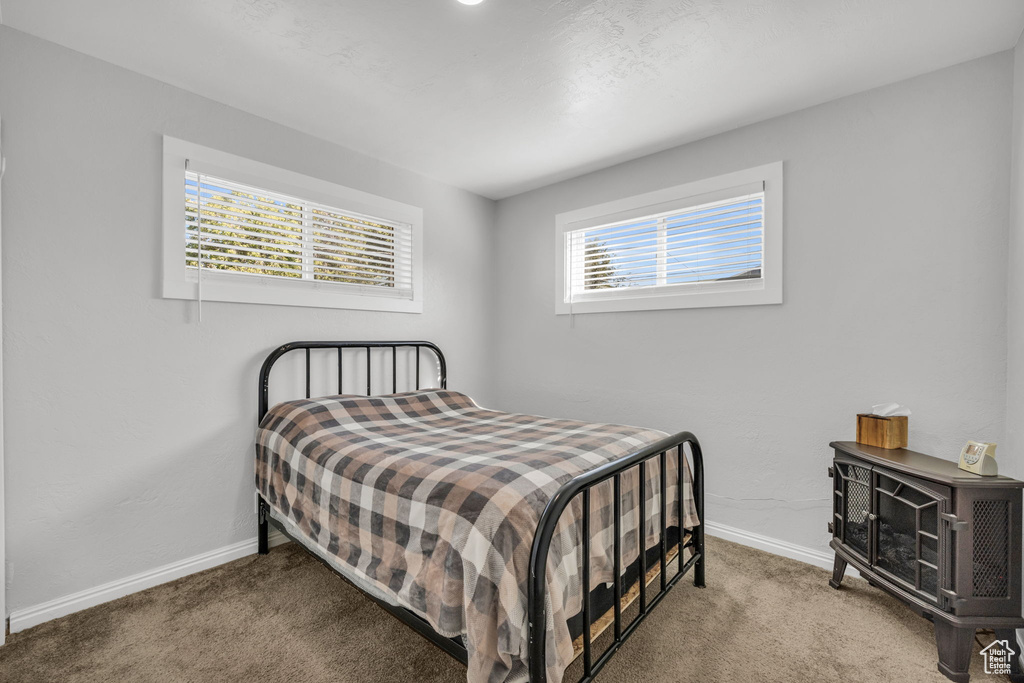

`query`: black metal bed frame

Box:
[255,341,705,683]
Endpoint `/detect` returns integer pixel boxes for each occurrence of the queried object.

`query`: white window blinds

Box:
[184,171,414,299]
[566,191,764,300]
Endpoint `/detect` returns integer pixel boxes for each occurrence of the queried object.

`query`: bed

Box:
[254,341,705,683]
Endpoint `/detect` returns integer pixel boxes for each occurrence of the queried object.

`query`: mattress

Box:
[255,389,699,683]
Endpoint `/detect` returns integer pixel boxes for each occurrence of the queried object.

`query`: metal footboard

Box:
[528,431,705,683]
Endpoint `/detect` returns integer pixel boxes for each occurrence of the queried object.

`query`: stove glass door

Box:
[834,460,872,563]
[873,471,949,606]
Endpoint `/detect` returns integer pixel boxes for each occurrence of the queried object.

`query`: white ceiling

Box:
[4,1,1024,199]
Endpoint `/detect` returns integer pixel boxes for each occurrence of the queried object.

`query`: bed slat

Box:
[638,460,647,615]
[581,488,592,677]
[571,540,685,660]
[660,450,667,591]
[612,473,622,642]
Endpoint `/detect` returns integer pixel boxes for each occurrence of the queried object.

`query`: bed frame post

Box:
[689,438,706,588]
[257,497,269,555]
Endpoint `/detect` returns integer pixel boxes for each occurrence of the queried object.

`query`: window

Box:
[555,162,782,314]
[162,137,423,313]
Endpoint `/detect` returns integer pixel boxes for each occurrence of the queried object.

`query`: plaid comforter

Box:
[256,390,698,683]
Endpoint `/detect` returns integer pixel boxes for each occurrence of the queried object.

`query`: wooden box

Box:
[856,414,908,449]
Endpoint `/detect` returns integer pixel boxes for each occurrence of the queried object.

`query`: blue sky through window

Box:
[573,193,763,291]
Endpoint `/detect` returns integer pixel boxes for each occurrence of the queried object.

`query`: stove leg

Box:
[935,621,973,683]
[829,554,847,590]
[257,497,270,555]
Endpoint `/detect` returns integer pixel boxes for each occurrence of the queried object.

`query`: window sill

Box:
[555,280,781,314]
[163,272,423,313]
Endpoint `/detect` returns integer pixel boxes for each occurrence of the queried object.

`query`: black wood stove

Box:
[828,441,1024,682]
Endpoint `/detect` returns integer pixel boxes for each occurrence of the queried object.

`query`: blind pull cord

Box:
[568,234,575,329]
[186,159,203,323]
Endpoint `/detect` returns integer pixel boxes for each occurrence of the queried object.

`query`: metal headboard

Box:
[258,341,447,422]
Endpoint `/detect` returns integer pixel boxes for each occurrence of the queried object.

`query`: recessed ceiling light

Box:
[457,0,484,5]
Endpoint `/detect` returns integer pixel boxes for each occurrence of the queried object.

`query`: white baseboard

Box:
[8,530,287,633]
[8,521,830,635]
[704,520,834,571]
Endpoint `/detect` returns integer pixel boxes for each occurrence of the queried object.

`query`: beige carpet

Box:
[0,536,1010,683]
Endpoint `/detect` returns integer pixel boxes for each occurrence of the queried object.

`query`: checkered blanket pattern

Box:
[256,390,698,683]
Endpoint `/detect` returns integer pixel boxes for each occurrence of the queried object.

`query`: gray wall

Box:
[491,53,1013,554]
[0,27,496,612]
[1009,25,1024,646]
[1009,37,1024,484]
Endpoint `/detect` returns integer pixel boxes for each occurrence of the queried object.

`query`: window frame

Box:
[162,136,424,313]
[554,162,783,314]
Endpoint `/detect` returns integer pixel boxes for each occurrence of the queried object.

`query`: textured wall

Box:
[1008,38,1024,483]
[1008,35,1024,641]
[491,53,1013,555]
[0,27,495,612]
